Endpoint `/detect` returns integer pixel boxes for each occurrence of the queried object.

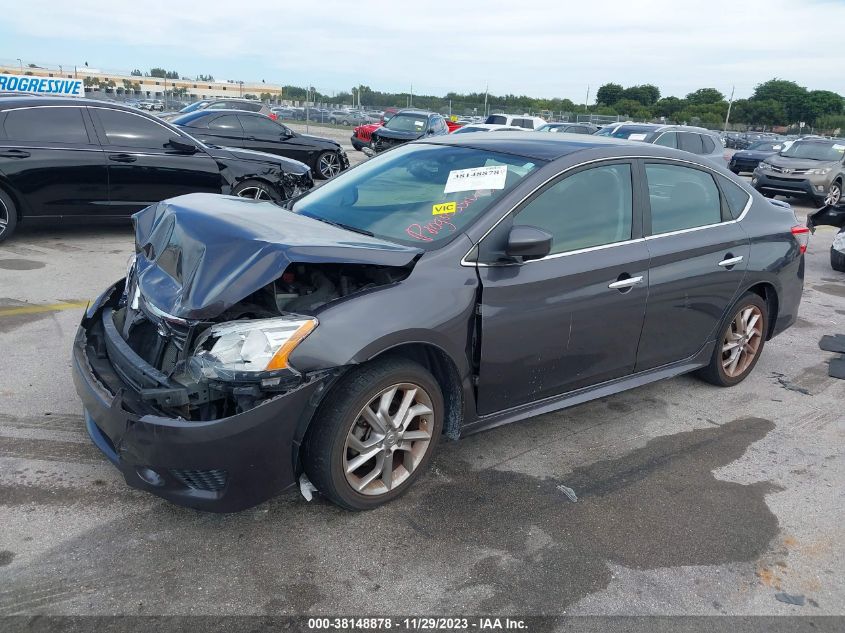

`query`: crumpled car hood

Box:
[132,193,422,320]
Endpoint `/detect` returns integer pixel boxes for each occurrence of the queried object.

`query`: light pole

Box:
[16,58,23,73]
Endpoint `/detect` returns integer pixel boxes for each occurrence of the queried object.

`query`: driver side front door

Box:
[475,161,650,415]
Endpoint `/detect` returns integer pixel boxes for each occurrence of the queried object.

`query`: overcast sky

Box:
[1,0,843,101]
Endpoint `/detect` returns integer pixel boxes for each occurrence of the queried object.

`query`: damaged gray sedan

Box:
[73,133,806,511]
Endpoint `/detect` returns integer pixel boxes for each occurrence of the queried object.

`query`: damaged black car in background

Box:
[73,134,806,512]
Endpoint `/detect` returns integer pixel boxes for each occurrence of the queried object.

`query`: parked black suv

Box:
[369,109,450,153]
[0,96,313,241]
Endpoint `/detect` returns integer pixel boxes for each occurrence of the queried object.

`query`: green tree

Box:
[130,69,142,76]
[654,96,687,119]
[685,88,724,104]
[751,79,807,123]
[149,67,167,79]
[596,82,624,106]
[806,90,844,124]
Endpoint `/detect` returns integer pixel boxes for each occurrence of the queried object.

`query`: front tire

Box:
[302,357,444,510]
[0,188,19,243]
[831,242,845,272]
[697,292,768,387]
[824,180,842,207]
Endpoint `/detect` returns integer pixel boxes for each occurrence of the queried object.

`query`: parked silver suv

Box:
[595,123,725,167]
[752,138,845,207]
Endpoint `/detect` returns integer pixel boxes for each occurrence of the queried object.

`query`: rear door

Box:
[0,105,108,217]
[202,113,245,147]
[89,106,222,215]
[475,161,650,414]
[636,160,750,371]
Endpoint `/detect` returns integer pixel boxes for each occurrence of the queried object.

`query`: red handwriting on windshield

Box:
[405,194,482,242]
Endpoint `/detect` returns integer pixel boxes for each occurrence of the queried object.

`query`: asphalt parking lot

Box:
[0,139,843,617]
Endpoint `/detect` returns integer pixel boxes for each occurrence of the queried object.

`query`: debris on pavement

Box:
[774,592,806,606]
[299,474,318,502]
[557,484,578,503]
[819,334,845,354]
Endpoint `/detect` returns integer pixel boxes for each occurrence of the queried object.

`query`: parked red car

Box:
[351,108,462,151]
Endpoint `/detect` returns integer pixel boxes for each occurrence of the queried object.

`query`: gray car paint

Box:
[288,134,804,435]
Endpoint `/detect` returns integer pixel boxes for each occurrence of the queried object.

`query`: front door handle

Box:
[0,149,30,159]
[109,154,137,163]
[718,255,744,268]
[608,275,644,290]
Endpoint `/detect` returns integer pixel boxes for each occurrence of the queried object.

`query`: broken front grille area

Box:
[118,301,192,376]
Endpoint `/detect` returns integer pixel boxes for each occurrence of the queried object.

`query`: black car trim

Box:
[462,154,753,267]
[101,307,171,390]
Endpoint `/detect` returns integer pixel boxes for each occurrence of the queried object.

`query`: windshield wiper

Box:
[310,216,375,237]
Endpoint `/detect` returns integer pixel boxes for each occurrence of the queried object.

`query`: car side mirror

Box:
[167,137,198,154]
[505,225,553,260]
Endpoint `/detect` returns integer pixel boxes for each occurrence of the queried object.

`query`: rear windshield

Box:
[292,143,543,250]
[601,125,657,140]
[780,141,844,162]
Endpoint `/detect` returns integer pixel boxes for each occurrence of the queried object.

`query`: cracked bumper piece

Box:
[72,320,330,512]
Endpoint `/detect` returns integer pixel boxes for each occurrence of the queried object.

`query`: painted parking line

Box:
[0,301,88,317]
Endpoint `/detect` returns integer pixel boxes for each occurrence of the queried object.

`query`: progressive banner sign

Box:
[0,73,84,97]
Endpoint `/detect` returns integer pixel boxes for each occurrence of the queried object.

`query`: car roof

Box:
[425,131,669,161]
[0,96,139,111]
[395,109,439,116]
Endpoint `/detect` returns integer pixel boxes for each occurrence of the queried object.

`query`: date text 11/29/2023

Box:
[307,618,528,630]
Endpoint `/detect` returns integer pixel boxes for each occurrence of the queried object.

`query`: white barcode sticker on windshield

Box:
[627,133,648,141]
[444,165,508,193]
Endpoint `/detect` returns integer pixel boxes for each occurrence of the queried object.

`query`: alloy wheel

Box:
[722,305,764,378]
[236,186,273,201]
[319,152,342,178]
[343,383,434,496]
[0,199,8,232]
[825,183,842,206]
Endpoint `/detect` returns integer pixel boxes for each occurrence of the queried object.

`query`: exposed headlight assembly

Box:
[190,316,317,380]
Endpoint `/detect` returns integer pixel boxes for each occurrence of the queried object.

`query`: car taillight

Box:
[791,225,810,254]
[269,112,278,120]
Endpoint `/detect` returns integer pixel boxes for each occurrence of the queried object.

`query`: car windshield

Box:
[780,141,845,162]
[291,143,542,249]
[536,124,562,132]
[748,141,779,151]
[451,126,489,134]
[385,113,429,132]
[179,101,207,113]
[601,125,657,140]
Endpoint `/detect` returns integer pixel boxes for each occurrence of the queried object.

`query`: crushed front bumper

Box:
[71,284,333,512]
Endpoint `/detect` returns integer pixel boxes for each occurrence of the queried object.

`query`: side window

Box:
[653,132,677,148]
[238,115,281,135]
[717,175,751,219]
[678,132,704,154]
[95,108,173,149]
[208,115,243,132]
[700,134,716,153]
[488,115,507,125]
[205,102,228,109]
[513,118,532,129]
[4,107,89,144]
[516,163,633,255]
[645,163,722,234]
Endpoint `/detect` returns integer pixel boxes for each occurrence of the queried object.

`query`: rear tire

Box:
[697,292,768,387]
[0,188,18,243]
[302,357,444,510]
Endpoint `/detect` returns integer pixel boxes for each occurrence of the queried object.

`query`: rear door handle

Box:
[608,275,644,290]
[0,149,30,159]
[718,255,744,268]
[109,154,137,163]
